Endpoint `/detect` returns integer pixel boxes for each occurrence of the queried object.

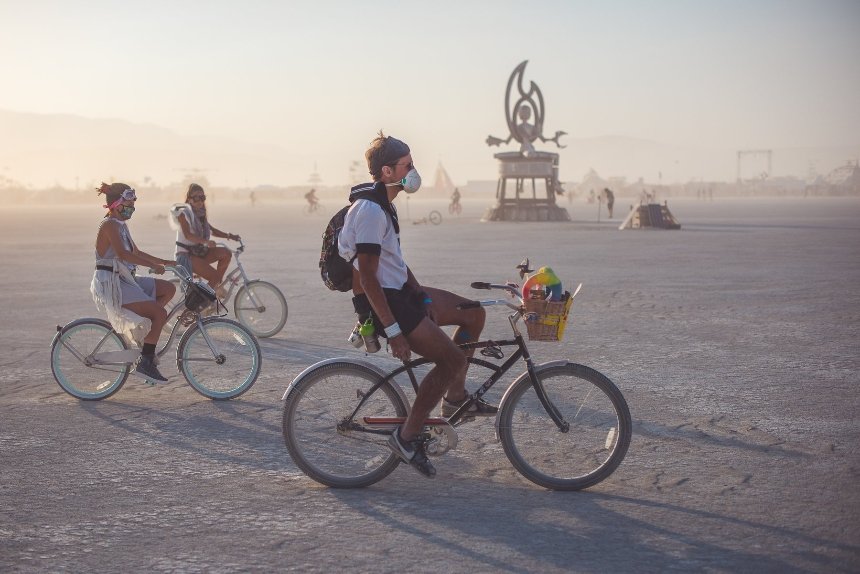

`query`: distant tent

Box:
[619,202,681,230]
[433,162,455,194]
[574,168,609,197]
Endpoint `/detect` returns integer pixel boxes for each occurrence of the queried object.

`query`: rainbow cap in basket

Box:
[521,266,563,301]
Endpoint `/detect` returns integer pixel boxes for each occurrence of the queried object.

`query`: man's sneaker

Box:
[387,427,436,478]
[441,395,498,419]
[135,354,168,383]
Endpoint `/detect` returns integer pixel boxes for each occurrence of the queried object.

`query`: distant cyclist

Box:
[449,187,461,215]
[304,188,320,212]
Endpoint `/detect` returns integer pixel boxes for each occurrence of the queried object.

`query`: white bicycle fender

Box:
[281,357,410,411]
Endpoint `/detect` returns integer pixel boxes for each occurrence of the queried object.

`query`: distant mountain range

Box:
[0,109,289,188]
[1,109,857,188]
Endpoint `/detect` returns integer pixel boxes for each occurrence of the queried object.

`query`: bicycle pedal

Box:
[480,345,504,359]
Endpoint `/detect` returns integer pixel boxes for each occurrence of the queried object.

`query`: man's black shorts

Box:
[352,284,427,338]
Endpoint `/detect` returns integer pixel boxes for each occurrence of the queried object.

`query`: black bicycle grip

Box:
[456,301,482,310]
[471,282,491,290]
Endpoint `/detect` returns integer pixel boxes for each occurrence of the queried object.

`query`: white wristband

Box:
[384,322,402,338]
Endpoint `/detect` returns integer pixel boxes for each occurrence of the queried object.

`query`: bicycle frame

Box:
[341,287,571,434]
[212,241,252,303]
[207,241,272,316]
[60,266,230,373]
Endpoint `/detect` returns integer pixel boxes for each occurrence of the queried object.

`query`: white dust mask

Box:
[400,168,421,194]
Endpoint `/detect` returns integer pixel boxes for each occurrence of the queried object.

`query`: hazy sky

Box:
[1,0,858,185]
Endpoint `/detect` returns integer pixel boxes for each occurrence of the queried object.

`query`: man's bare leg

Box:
[423,286,486,402]
[399,317,466,441]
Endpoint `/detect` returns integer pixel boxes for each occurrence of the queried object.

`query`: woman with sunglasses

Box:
[173,183,240,298]
[92,182,176,382]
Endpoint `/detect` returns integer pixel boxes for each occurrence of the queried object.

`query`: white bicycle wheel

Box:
[176,317,261,399]
[233,280,288,338]
[50,318,131,400]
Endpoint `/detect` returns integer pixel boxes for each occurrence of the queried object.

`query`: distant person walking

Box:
[603,188,615,218]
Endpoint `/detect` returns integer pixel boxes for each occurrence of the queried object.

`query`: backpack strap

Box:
[349,182,399,234]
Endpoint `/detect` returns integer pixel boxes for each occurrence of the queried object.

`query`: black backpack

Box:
[319,184,399,292]
[320,204,356,291]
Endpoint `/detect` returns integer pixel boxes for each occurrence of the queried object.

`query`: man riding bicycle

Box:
[304,188,319,210]
[337,132,494,478]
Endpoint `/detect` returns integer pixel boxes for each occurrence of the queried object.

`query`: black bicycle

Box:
[281,270,631,490]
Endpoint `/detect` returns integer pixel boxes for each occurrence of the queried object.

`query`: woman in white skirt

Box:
[92,182,175,382]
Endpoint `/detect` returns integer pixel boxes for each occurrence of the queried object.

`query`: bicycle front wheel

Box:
[50,318,130,400]
[283,361,408,488]
[498,362,631,491]
[176,317,261,399]
[233,280,288,338]
[428,210,442,225]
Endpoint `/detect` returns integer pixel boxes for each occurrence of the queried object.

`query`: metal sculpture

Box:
[483,61,570,222]
[487,60,567,155]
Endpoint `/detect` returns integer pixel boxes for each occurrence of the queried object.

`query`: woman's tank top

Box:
[96,217,136,274]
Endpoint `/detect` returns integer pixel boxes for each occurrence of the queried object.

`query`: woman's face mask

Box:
[118,205,136,220]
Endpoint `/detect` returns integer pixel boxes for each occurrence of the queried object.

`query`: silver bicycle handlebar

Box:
[162,265,193,282]
[457,282,525,312]
[214,237,245,254]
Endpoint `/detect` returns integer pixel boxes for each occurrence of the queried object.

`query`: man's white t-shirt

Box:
[338,199,408,290]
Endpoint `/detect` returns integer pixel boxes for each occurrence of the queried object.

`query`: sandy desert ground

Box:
[1,194,858,573]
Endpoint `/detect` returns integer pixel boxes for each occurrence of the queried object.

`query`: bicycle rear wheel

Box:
[233,280,288,338]
[283,361,408,488]
[498,362,631,490]
[176,317,261,399]
[428,210,442,225]
[50,318,130,400]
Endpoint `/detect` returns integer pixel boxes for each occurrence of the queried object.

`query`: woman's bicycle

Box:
[51,266,262,401]
[169,239,288,338]
[281,268,632,491]
[448,200,462,216]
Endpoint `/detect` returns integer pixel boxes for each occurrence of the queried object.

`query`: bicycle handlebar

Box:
[164,265,193,281]
[214,237,245,254]
[456,281,524,312]
[474,282,521,298]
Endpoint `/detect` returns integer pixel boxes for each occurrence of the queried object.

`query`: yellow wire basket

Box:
[523,297,574,342]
